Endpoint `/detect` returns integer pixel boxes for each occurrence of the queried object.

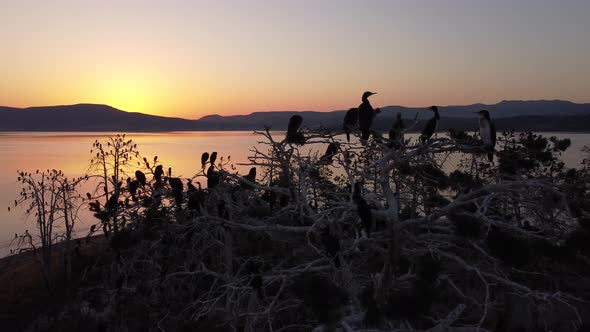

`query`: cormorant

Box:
[343,108,358,142]
[154,165,164,184]
[187,182,206,214]
[187,179,197,193]
[168,177,184,206]
[135,170,146,186]
[320,142,339,164]
[106,192,119,214]
[207,165,220,189]
[475,110,496,162]
[419,106,440,144]
[210,152,218,166]
[388,112,405,149]
[286,115,305,145]
[358,91,378,140]
[245,167,256,183]
[127,178,139,201]
[201,152,209,168]
[353,182,372,237]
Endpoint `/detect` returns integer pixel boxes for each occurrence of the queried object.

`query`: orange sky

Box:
[1,0,589,119]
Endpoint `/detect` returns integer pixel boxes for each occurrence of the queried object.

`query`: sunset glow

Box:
[1,0,589,119]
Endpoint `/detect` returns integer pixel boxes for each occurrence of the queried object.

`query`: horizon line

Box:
[2,98,589,121]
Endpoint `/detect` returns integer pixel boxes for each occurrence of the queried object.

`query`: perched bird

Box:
[207,165,220,189]
[420,106,440,144]
[106,193,119,214]
[135,170,146,186]
[475,110,496,162]
[358,91,378,140]
[343,108,359,142]
[187,182,206,214]
[127,178,139,201]
[210,152,218,166]
[352,182,372,237]
[168,177,184,206]
[388,113,405,149]
[201,152,209,168]
[154,165,164,184]
[244,167,256,184]
[187,179,198,193]
[286,115,306,145]
[320,142,339,164]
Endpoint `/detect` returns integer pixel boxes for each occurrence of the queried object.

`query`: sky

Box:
[1,0,589,119]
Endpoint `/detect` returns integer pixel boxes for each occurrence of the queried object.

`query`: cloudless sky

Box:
[1,0,589,119]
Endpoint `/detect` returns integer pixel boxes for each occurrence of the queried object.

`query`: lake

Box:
[1,131,588,256]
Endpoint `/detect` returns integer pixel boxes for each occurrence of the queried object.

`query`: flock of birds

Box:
[104,92,497,239]
[287,91,497,161]
[283,91,498,238]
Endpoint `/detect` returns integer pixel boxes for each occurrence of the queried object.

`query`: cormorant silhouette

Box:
[106,192,119,214]
[388,113,405,149]
[286,115,305,145]
[187,182,206,214]
[353,182,372,236]
[475,110,496,162]
[187,179,197,193]
[168,177,184,206]
[358,91,378,140]
[127,178,139,201]
[343,108,358,142]
[135,170,146,186]
[320,142,339,164]
[154,165,164,184]
[207,165,220,189]
[242,167,257,190]
[201,152,209,168]
[420,106,440,144]
[210,152,218,166]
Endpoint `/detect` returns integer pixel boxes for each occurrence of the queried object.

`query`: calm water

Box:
[0,131,588,255]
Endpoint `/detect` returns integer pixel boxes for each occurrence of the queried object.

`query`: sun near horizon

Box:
[1,0,589,119]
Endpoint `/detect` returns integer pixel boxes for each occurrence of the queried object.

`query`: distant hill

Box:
[1,100,590,132]
[0,104,196,131]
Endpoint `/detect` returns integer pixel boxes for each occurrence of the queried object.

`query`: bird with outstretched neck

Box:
[358,91,379,141]
[389,112,405,149]
[420,106,440,144]
[475,110,496,162]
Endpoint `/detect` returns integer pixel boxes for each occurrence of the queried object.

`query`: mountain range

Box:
[1,100,590,132]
